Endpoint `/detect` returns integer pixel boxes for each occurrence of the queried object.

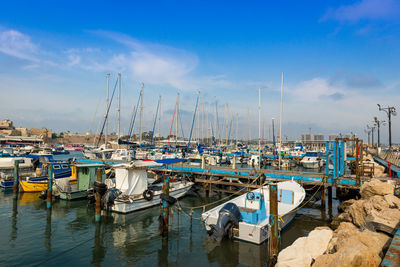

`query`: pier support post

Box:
[160,175,170,235]
[46,164,53,209]
[269,182,279,263]
[321,185,326,209]
[201,155,205,169]
[328,186,333,219]
[95,168,102,223]
[12,161,20,194]
[232,156,236,169]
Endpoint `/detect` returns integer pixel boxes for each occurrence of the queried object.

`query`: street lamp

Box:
[377,104,397,149]
[373,117,386,148]
[364,128,371,146]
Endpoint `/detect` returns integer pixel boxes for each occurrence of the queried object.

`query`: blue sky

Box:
[0,0,399,142]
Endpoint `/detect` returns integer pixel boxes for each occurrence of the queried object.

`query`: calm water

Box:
[0,151,339,266]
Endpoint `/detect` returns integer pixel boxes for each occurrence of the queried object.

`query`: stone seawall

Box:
[276,180,399,267]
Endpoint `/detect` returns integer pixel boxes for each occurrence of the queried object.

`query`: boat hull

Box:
[112,183,193,214]
[19,180,48,192]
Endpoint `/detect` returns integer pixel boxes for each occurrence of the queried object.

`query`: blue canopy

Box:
[154,158,187,165]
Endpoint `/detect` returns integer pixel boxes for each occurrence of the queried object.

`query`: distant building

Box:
[329,134,338,141]
[313,134,324,141]
[301,134,324,142]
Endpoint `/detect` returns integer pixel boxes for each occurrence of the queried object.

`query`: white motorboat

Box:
[107,161,193,214]
[300,152,324,169]
[201,180,305,244]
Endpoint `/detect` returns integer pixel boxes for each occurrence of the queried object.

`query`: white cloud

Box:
[0,29,39,61]
[291,78,346,102]
[322,0,400,22]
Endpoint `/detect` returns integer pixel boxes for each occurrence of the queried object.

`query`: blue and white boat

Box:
[202,181,305,244]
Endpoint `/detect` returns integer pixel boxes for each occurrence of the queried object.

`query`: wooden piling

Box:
[328,186,333,219]
[46,164,53,209]
[95,168,102,223]
[160,175,170,235]
[12,161,19,194]
[321,185,326,209]
[269,182,279,262]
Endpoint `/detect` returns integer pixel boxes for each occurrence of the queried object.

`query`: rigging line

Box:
[128,90,142,144]
[96,78,118,147]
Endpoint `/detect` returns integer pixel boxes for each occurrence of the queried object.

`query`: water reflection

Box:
[45,208,52,252]
[92,222,106,267]
[11,194,18,244]
[0,186,340,267]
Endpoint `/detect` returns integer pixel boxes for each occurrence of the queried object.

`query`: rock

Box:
[383,194,400,209]
[364,208,400,236]
[337,199,356,213]
[313,229,390,267]
[360,180,394,199]
[276,229,333,267]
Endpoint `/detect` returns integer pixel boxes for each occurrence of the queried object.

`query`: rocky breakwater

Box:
[276,179,399,267]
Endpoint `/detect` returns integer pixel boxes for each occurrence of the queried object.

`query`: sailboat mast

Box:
[176,93,179,144]
[117,73,121,148]
[246,108,249,145]
[279,72,284,170]
[139,83,144,144]
[105,73,110,148]
[236,113,239,145]
[258,88,261,168]
[225,104,229,146]
[158,95,161,141]
[214,97,217,145]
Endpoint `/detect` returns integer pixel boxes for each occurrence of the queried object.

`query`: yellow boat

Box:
[19,166,78,192]
[19,180,48,192]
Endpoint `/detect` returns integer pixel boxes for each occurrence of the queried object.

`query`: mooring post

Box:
[321,185,326,209]
[269,182,279,262]
[95,168,102,223]
[328,186,332,219]
[161,175,170,235]
[12,160,20,194]
[232,155,236,169]
[46,164,53,209]
[201,155,205,169]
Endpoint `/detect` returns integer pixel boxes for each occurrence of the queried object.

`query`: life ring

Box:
[246,192,255,200]
[143,190,154,201]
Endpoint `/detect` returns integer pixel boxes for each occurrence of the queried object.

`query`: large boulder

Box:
[313,229,390,267]
[276,229,333,267]
[360,180,394,199]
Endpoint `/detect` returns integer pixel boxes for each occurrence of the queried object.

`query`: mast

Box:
[214,97,217,145]
[258,88,261,168]
[117,73,121,148]
[139,83,144,144]
[158,95,161,141]
[225,104,229,146]
[246,108,249,145]
[176,93,179,144]
[279,72,284,170]
[236,113,239,145]
[105,73,110,148]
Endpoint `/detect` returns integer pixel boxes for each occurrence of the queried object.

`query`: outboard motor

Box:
[101,188,121,210]
[208,203,241,242]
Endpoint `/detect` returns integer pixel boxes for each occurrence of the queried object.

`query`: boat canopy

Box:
[115,168,148,196]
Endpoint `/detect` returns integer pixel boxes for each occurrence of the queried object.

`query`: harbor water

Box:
[0,152,339,266]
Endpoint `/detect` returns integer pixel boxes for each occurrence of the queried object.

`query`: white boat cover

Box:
[115,168,148,196]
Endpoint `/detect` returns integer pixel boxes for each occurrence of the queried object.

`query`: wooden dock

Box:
[150,163,376,190]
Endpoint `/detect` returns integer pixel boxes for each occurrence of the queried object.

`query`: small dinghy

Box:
[201,180,305,244]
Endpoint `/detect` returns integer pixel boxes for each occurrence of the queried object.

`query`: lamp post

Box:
[373,117,385,148]
[378,104,397,150]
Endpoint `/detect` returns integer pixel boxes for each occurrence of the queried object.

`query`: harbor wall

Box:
[276,179,399,267]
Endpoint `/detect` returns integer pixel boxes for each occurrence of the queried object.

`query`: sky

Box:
[0,0,399,143]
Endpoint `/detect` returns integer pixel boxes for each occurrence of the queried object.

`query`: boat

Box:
[201,180,305,244]
[53,163,106,200]
[18,162,72,192]
[105,161,193,214]
[300,152,324,169]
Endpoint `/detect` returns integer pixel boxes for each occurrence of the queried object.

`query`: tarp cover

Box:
[154,158,187,165]
[115,168,148,195]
